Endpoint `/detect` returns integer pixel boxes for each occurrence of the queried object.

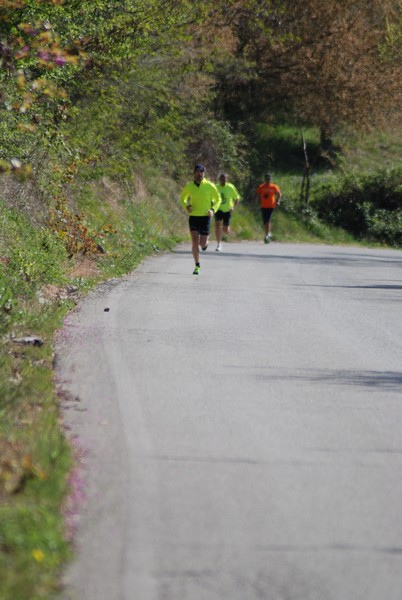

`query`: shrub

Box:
[314,167,402,245]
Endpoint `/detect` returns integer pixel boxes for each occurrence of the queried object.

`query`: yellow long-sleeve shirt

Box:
[216,182,241,212]
[180,179,221,216]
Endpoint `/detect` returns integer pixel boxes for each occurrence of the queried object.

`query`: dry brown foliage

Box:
[212,0,402,138]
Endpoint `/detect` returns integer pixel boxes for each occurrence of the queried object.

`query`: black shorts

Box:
[189,215,211,235]
[261,208,274,224]
[215,210,232,226]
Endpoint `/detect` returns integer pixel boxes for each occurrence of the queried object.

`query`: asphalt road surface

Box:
[56,242,402,600]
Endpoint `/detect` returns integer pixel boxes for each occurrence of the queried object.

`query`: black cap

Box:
[194,163,205,172]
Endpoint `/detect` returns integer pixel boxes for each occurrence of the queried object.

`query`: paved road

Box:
[56,242,402,600]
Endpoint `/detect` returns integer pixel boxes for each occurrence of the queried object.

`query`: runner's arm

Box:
[180,185,191,211]
[211,186,221,213]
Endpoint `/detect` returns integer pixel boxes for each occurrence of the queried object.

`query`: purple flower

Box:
[54,56,67,67]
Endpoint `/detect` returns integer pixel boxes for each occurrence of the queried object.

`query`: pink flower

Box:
[54,56,67,67]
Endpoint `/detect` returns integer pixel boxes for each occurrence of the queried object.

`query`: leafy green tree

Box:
[0,0,87,174]
[0,0,224,175]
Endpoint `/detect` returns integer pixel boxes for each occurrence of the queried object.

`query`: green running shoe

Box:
[193,265,200,275]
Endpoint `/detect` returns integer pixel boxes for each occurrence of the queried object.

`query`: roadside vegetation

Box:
[0,1,401,597]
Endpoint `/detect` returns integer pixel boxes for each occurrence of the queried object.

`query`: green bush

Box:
[313,167,402,246]
[0,204,68,299]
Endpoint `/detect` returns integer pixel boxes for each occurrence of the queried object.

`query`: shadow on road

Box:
[172,247,402,269]
[228,365,402,392]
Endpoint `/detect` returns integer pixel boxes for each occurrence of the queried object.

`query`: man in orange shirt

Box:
[256,173,282,243]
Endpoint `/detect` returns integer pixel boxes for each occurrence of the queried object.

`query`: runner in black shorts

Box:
[261,208,274,226]
[256,174,282,243]
[215,210,232,227]
[214,173,241,251]
[179,164,221,274]
[189,215,212,236]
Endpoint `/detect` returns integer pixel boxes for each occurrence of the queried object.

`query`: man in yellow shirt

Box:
[180,164,221,274]
[215,172,241,251]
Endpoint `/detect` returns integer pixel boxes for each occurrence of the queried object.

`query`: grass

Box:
[0,300,74,599]
[339,127,402,172]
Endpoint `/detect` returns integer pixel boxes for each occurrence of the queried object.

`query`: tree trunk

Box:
[320,125,334,154]
[300,128,311,206]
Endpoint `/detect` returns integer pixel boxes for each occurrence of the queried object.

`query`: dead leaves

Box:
[0,439,46,495]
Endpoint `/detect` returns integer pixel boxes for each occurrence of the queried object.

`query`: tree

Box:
[213,0,402,148]
[0,0,87,174]
[0,0,224,173]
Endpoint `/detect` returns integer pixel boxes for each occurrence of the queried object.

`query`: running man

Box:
[214,172,241,252]
[180,164,221,274]
[256,173,282,243]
